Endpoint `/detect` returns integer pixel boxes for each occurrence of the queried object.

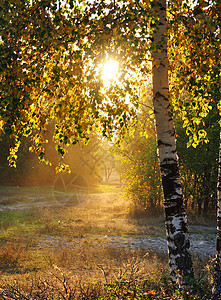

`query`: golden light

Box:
[102,59,119,85]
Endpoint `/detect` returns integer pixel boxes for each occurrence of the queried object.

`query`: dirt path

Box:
[0,191,216,258]
[37,229,216,258]
[101,231,216,257]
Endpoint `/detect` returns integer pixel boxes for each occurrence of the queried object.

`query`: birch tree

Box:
[214,139,221,298]
[151,0,194,286]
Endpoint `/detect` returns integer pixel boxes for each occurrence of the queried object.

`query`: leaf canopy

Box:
[168,0,220,146]
[0,0,219,165]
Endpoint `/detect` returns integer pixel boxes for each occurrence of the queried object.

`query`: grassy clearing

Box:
[0,185,215,299]
[0,184,166,240]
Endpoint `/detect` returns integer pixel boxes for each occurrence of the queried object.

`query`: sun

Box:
[102,59,119,85]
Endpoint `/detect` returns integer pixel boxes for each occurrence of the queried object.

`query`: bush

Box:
[115,108,163,216]
[123,133,163,215]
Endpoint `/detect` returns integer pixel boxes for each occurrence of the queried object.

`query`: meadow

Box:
[0,184,215,299]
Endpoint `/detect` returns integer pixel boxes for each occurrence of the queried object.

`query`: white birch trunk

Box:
[213,129,221,298]
[151,0,194,287]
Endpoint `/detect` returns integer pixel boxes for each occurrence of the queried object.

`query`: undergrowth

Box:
[0,265,213,299]
[0,249,214,299]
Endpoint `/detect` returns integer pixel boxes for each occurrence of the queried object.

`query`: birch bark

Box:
[151,0,194,286]
[213,130,221,298]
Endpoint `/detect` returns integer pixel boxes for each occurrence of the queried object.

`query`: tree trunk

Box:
[213,130,221,298]
[151,0,194,287]
[202,169,210,217]
[197,198,202,216]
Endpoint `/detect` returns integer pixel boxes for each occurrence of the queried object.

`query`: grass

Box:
[0,184,216,299]
[0,252,173,299]
[0,185,166,240]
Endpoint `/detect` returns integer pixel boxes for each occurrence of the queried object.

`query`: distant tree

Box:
[0,132,106,187]
[176,111,219,216]
[116,108,163,214]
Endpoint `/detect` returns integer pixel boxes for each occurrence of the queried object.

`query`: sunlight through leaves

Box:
[102,59,119,86]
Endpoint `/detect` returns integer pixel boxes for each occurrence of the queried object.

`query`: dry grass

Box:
[0,247,212,299]
[0,185,215,299]
[35,191,166,238]
[0,189,165,241]
[0,245,174,299]
[0,185,166,275]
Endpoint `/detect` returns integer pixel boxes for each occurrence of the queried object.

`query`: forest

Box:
[0,0,220,299]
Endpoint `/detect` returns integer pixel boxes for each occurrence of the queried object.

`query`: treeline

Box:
[0,133,109,187]
[1,110,218,217]
[119,108,219,217]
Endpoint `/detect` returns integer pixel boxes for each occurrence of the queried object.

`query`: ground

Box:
[0,184,216,298]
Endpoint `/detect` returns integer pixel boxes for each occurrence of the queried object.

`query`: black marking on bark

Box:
[161,158,177,165]
[158,140,172,147]
[168,222,176,235]
[168,239,190,257]
[217,238,221,252]
[179,218,189,234]
[154,91,169,102]
[168,246,180,256]
[168,237,193,281]
[165,198,184,217]
[174,233,185,251]
[160,162,184,217]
